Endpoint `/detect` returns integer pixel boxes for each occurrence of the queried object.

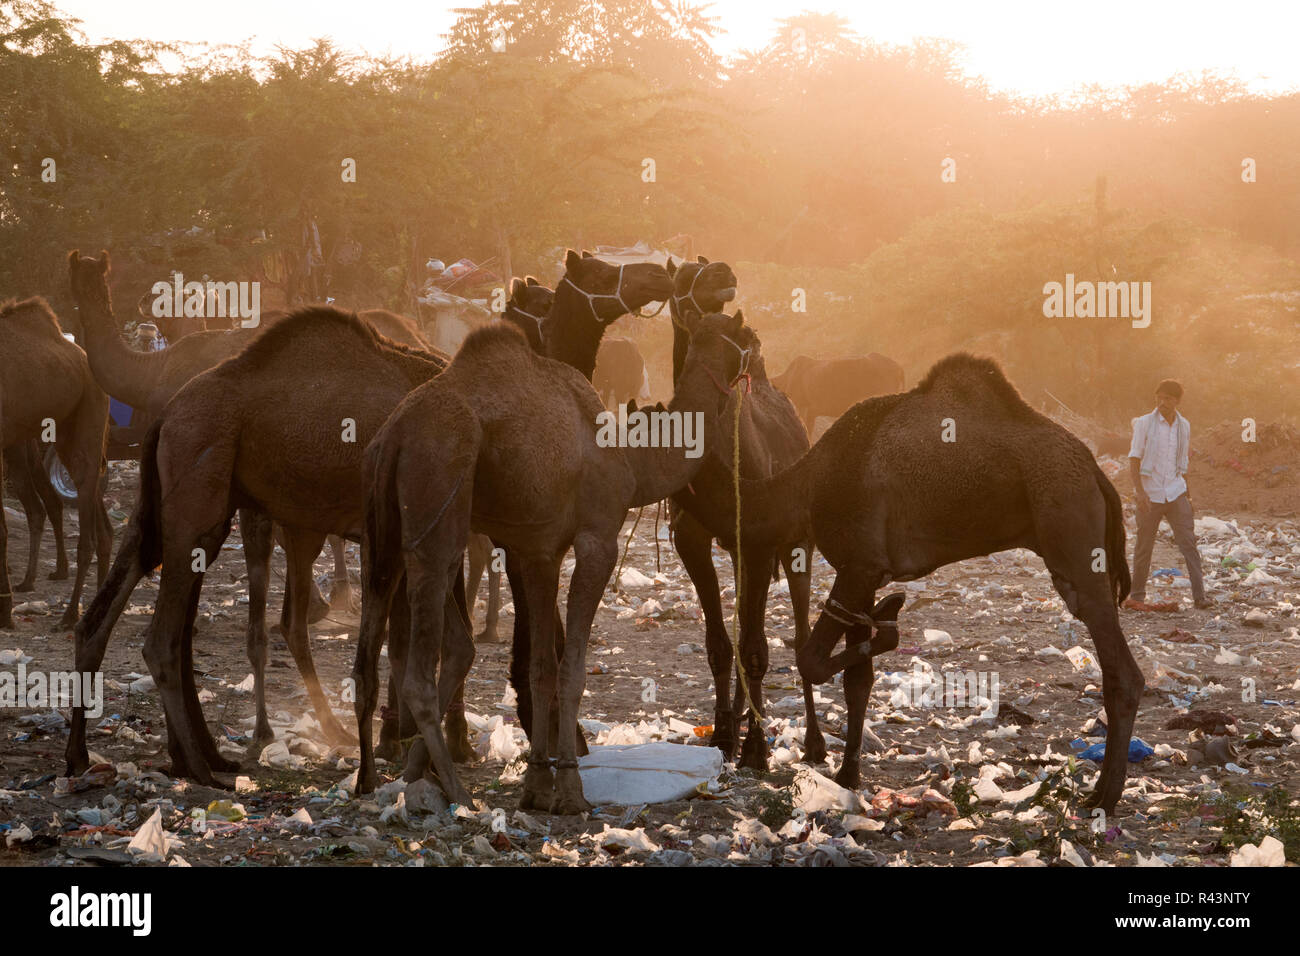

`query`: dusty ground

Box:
[1,457,1297,868]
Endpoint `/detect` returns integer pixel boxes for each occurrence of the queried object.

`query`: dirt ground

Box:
[1,457,1297,868]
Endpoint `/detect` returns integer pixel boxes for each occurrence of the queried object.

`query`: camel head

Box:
[680,307,753,395]
[504,276,555,352]
[560,249,674,322]
[67,249,114,316]
[666,255,738,319]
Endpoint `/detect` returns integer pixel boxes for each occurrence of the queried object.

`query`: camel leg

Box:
[467,533,501,643]
[8,443,46,592]
[505,548,584,756]
[377,582,412,763]
[440,567,476,763]
[327,535,356,611]
[673,511,736,758]
[143,524,229,784]
[552,533,615,814]
[56,394,109,628]
[240,509,275,750]
[179,568,241,774]
[39,448,68,581]
[65,520,152,774]
[781,542,826,763]
[280,527,351,745]
[736,545,775,771]
[355,535,402,794]
[517,553,562,812]
[0,450,10,629]
[1041,547,1143,813]
[400,542,474,807]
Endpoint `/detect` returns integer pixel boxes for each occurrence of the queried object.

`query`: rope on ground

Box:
[613,505,645,593]
[729,383,761,721]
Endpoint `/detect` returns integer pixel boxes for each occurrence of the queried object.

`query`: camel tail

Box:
[75,420,163,639]
[1096,465,1130,606]
[362,438,405,594]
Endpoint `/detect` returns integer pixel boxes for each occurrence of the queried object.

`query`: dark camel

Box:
[465,277,557,643]
[0,298,111,629]
[772,353,905,434]
[353,309,751,811]
[3,440,69,591]
[67,251,424,742]
[492,253,674,756]
[664,257,823,769]
[725,353,1141,811]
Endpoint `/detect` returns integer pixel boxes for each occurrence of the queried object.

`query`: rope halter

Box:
[671,261,733,329]
[561,262,666,322]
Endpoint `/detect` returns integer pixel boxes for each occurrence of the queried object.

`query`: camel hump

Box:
[0,296,64,336]
[455,322,531,362]
[913,352,1033,415]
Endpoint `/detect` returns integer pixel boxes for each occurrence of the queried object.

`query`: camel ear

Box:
[525,276,539,286]
[510,277,526,301]
[733,308,745,325]
[665,258,677,277]
[726,310,745,338]
[98,250,111,274]
[697,255,709,264]
[565,249,582,273]
[67,249,80,269]
[581,250,593,258]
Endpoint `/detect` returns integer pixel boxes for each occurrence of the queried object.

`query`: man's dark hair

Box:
[1156,379,1183,399]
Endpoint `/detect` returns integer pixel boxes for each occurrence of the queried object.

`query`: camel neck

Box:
[669,301,690,386]
[73,295,164,410]
[545,282,606,381]
[626,354,731,507]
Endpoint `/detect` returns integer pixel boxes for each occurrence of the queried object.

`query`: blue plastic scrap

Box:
[1075,737,1155,763]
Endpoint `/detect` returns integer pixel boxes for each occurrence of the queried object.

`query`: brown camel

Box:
[68,251,425,736]
[65,308,454,783]
[724,353,1141,812]
[0,298,111,629]
[664,257,823,769]
[466,277,559,643]
[490,253,674,755]
[66,252,673,784]
[353,309,751,810]
[593,336,648,409]
[771,353,905,434]
[3,440,69,590]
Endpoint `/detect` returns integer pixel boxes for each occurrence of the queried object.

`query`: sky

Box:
[53,0,1300,98]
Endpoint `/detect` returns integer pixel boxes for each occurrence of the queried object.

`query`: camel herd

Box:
[0,249,1144,815]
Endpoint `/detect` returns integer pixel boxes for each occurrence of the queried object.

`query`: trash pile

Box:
[1191,421,1299,515]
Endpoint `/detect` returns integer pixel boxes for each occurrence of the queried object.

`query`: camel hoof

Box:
[49,569,69,582]
[475,627,503,644]
[552,793,593,816]
[317,715,355,748]
[738,736,770,772]
[709,733,737,761]
[15,579,35,593]
[0,616,12,631]
[58,609,79,629]
[833,763,861,791]
[519,764,554,811]
[447,731,476,765]
[803,733,828,765]
[211,753,243,775]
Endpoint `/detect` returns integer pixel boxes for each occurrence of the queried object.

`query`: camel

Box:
[772,353,905,434]
[65,308,453,783]
[723,353,1141,811]
[353,309,752,811]
[0,298,111,629]
[593,337,648,409]
[489,253,674,754]
[664,257,823,769]
[65,252,674,784]
[67,251,425,737]
[3,440,69,590]
[465,277,558,643]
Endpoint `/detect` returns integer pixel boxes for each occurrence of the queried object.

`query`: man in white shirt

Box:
[1125,379,1210,609]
